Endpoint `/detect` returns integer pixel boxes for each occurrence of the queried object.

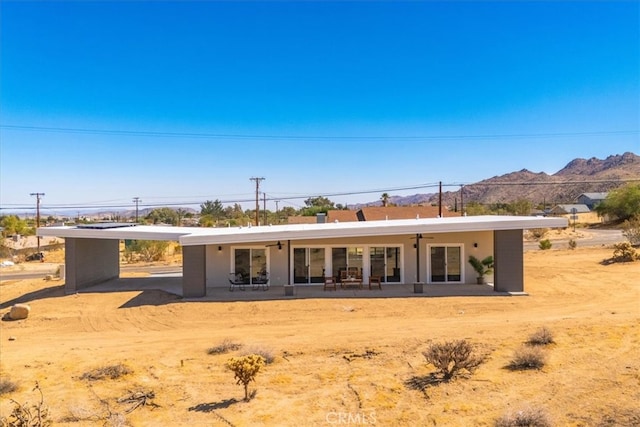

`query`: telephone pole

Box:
[133,197,141,222]
[250,177,265,226]
[30,192,45,259]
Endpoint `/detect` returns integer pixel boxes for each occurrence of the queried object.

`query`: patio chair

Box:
[324,276,337,291]
[229,272,246,292]
[252,272,270,291]
[368,276,382,290]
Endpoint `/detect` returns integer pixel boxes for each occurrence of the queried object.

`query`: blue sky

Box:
[1,1,638,214]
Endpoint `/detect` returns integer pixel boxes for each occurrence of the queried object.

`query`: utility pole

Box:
[438,181,442,218]
[263,192,267,225]
[30,192,45,259]
[133,197,141,223]
[250,177,265,226]
[460,185,464,216]
[275,200,280,224]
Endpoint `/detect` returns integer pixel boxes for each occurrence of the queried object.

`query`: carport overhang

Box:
[38,216,568,297]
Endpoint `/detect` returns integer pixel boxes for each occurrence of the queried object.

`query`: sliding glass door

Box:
[233,248,267,284]
[370,246,401,282]
[293,248,325,284]
[429,245,462,283]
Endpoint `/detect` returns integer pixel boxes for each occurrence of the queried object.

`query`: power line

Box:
[3,178,637,212]
[1,124,637,141]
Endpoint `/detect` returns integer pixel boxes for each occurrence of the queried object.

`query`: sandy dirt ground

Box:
[0,245,638,426]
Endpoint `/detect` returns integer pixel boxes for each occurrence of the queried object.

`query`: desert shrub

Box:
[0,382,51,427]
[622,215,640,246]
[612,242,638,263]
[526,228,548,240]
[597,407,640,426]
[80,363,132,381]
[527,327,555,346]
[568,239,577,250]
[538,239,552,250]
[241,345,275,364]
[495,406,552,427]
[123,240,169,263]
[226,354,265,401]
[0,378,18,395]
[507,347,546,370]
[207,339,242,355]
[422,339,484,381]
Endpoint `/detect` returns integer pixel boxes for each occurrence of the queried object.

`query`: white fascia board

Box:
[37,216,568,246]
[37,225,192,241]
[179,216,569,246]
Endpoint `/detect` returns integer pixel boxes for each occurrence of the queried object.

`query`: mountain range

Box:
[362,152,639,208]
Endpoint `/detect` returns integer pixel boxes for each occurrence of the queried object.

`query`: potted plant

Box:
[468,255,494,284]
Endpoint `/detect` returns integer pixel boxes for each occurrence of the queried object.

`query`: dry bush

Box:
[612,242,638,263]
[422,339,484,381]
[621,215,640,246]
[207,338,242,355]
[0,382,51,427]
[226,354,265,401]
[597,407,640,426]
[80,363,132,381]
[568,239,577,250]
[0,378,18,395]
[507,347,546,370]
[526,228,548,240]
[527,327,555,346]
[495,406,552,427]
[241,345,275,364]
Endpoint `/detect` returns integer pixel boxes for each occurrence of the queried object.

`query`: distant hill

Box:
[358,152,639,208]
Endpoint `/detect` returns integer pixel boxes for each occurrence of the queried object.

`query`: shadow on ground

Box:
[188,398,240,412]
[0,284,66,310]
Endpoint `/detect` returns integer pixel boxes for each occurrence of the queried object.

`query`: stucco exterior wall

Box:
[65,238,119,294]
[203,231,494,287]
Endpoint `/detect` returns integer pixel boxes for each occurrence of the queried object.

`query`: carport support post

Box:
[493,229,524,293]
[182,245,206,298]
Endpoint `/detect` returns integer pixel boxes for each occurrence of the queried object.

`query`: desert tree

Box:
[595,183,640,221]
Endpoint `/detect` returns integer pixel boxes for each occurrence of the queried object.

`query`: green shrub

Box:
[538,239,552,250]
[568,239,577,250]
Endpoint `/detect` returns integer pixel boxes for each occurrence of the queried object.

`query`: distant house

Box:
[577,192,608,210]
[288,206,456,224]
[549,204,591,215]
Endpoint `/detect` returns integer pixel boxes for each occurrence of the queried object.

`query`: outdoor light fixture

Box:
[218,246,222,251]
[473,243,478,248]
[277,241,282,250]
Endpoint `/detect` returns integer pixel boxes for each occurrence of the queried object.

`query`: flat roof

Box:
[37,215,568,246]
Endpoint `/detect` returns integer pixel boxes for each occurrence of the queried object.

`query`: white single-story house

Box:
[37,215,568,298]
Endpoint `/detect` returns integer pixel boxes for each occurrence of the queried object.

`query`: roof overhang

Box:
[37,216,568,246]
